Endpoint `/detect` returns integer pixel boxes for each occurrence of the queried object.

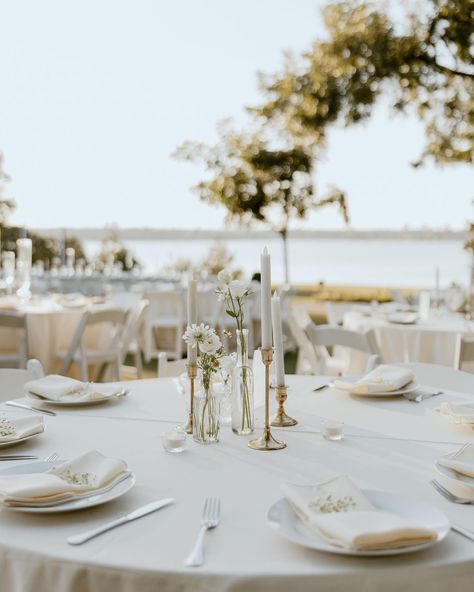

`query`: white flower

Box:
[200,332,222,355]
[183,323,212,348]
[217,269,232,285]
[229,280,248,299]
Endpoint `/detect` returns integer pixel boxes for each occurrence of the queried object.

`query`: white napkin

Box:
[438,444,474,479]
[281,476,436,551]
[335,365,415,395]
[439,402,474,424]
[0,450,128,507]
[25,375,116,402]
[0,416,44,443]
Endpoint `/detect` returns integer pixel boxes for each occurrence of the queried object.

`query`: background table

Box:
[344,310,474,367]
[0,375,474,592]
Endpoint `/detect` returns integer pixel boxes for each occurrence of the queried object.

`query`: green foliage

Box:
[255,0,473,165]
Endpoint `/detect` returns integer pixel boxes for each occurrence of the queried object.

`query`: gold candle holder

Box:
[271,385,297,427]
[248,348,286,451]
[180,363,197,434]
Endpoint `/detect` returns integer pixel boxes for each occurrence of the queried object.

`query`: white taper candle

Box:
[271,293,285,387]
[187,279,197,364]
[260,247,272,348]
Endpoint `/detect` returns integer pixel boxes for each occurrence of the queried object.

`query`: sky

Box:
[0,0,472,231]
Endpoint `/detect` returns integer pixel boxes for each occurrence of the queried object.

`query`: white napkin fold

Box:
[0,416,44,443]
[438,443,474,479]
[335,365,415,395]
[25,375,116,402]
[439,402,474,423]
[281,476,436,551]
[0,450,128,506]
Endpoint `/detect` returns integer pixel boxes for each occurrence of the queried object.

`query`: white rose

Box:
[200,332,221,355]
[229,280,248,299]
[217,270,232,285]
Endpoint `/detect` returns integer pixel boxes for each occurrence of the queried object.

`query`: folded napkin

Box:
[386,312,418,325]
[0,416,44,443]
[25,375,117,402]
[281,476,436,551]
[439,402,474,424]
[438,443,474,479]
[335,365,415,395]
[0,450,128,507]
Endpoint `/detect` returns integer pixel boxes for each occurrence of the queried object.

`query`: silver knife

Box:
[67,498,174,545]
[0,455,38,461]
[5,402,56,416]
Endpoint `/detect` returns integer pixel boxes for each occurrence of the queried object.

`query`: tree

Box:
[176,125,348,284]
[254,0,473,165]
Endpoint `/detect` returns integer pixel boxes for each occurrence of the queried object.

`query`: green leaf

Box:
[226,309,237,318]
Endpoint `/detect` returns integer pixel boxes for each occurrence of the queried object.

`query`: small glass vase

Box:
[193,384,220,444]
[231,329,254,435]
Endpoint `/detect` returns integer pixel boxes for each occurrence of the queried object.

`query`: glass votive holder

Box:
[161,429,187,453]
[321,420,344,441]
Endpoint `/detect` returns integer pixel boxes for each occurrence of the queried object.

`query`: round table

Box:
[344,310,474,367]
[0,374,474,592]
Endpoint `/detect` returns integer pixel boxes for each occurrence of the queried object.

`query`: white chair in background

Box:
[305,323,380,375]
[455,335,474,374]
[285,306,320,375]
[0,359,44,401]
[199,287,223,328]
[120,299,149,379]
[143,289,185,361]
[57,308,129,381]
[395,362,474,393]
[157,352,187,378]
[0,313,28,369]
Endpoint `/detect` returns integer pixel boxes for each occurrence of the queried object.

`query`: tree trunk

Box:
[279,228,290,286]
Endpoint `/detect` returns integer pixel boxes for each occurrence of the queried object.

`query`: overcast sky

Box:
[0,0,472,230]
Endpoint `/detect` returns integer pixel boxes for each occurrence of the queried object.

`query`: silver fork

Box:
[185,497,220,567]
[430,479,472,504]
[44,452,60,462]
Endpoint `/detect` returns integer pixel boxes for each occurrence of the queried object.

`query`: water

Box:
[82,237,470,288]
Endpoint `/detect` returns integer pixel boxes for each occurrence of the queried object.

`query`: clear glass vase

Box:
[193,384,220,444]
[231,329,254,435]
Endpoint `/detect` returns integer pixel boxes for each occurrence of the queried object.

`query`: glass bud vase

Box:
[231,329,254,435]
[193,383,220,444]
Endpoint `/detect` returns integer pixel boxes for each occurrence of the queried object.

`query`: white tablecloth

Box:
[344,311,474,367]
[1,375,474,592]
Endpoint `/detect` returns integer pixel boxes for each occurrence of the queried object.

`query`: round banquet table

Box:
[0,297,109,373]
[1,375,474,592]
[344,310,474,367]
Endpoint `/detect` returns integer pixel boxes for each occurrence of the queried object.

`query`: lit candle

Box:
[271,293,285,387]
[261,247,272,348]
[187,279,197,364]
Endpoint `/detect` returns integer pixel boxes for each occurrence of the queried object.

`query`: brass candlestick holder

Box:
[180,363,197,434]
[248,348,286,451]
[271,385,297,427]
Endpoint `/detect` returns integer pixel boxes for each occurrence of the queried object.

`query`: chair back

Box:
[198,288,222,327]
[0,313,28,368]
[0,359,44,401]
[157,352,187,378]
[145,289,185,321]
[286,306,319,374]
[305,323,380,374]
[456,335,474,373]
[121,299,149,358]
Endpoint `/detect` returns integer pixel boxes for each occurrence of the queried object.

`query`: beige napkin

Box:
[25,375,116,402]
[439,402,474,424]
[438,444,474,479]
[0,450,128,507]
[0,416,44,443]
[335,365,415,395]
[281,476,436,551]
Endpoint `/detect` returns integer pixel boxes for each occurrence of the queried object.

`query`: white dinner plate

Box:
[339,377,420,397]
[267,491,450,557]
[0,430,44,448]
[27,388,127,407]
[435,457,474,500]
[0,461,135,513]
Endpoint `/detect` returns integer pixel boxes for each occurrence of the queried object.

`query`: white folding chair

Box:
[157,352,187,378]
[395,362,474,393]
[57,308,129,381]
[456,335,474,374]
[305,323,380,375]
[0,313,28,369]
[120,299,149,379]
[0,359,44,401]
[143,290,185,361]
[285,306,320,375]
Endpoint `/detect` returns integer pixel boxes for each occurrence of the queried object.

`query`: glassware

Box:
[193,384,220,444]
[321,420,344,441]
[161,429,187,453]
[231,329,254,435]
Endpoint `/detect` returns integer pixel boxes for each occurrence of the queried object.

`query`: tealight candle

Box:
[161,430,187,453]
[321,420,344,441]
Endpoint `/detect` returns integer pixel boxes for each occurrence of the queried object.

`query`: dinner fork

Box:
[185,497,220,567]
[430,479,472,504]
[44,452,61,462]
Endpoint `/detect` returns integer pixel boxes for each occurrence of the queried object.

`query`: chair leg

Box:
[79,356,89,382]
[135,349,143,379]
[114,356,121,381]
